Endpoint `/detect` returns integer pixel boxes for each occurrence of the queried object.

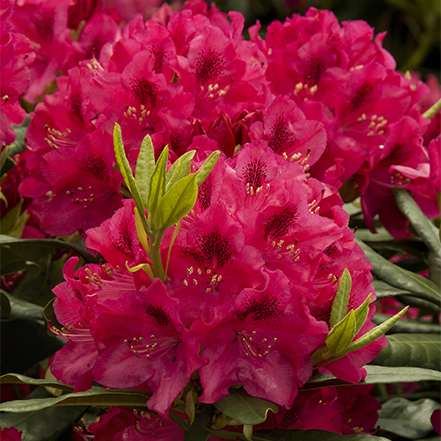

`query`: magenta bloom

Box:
[77,406,185,441]
[91,279,206,417]
[20,128,123,236]
[193,269,327,407]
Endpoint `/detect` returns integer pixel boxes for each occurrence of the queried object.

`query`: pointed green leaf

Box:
[345,306,409,353]
[113,122,134,193]
[326,309,356,355]
[329,268,352,327]
[113,124,150,234]
[0,387,151,412]
[151,173,198,232]
[378,397,441,439]
[134,206,150,254]
[1,290,44,323]
[214,388,278,426]
[0,373,74,392]
[304,365,441,390]
[353,293,371,336]
[196,150,220,186]
[166,221,180,277]
[1,290,11,317]
[370,333,441,371]
[126,261,154,281]
[148,145,168,215]
[393,188,440,252]
[0,388,86,441]
[429,247,441,287]
[135,134,156,207]
[355,237,441,307]
[372,313,441,333]
[166,150,196,191]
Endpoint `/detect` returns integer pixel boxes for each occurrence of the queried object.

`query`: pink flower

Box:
[9,0,82,102]
[20,128,123,236]
[192,269,327,407]
[75,406,185,440]
[91,279,205,417]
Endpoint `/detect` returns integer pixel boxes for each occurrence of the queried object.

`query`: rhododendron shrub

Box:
[38,126,406,436]
[1,2,440,441]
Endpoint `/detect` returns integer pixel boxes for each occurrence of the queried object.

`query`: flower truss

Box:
[0,1,440,440]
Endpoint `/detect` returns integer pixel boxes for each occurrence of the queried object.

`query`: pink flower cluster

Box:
[12,0,439,238]
[50,144,385,429]
[0,1,35,146]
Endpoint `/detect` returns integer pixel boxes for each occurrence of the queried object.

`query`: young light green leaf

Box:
[126,261,154,282]
[196,150,220,186]
[329,268,351,327]
[151,173,198,232]
[166,222,180,277]
[326,309,356,355]
[113,122,134,193]
[353,293,371,336]
[345,305,409,353]
[148,145,168,215]
[114,124,150,232]
[134,206,150,254]
[214,388,278,426]
[135,134,156,208]
[422,97,441,119]
[166,150,196,191]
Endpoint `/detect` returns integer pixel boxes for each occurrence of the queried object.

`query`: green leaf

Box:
[151,173,198,232]
[113,123,149,234]
[303,365,441,390]
[135,133,156,207]
[372,279,414,298]
[183,406,212,441]
[8,114,30,156]
[134,206,150,254]
[0,199,28,237]
[1,156,15,176]
[0,235,78,264]
[353,293,371,336]
[244,429,392,441]
[370,333,441,371]
[344,306,408,353]
[0,388,86,441]
[166,150,196,191]
[0,386,152,412]
[393,188,440,252]
[329,268,351,327]
[0,373,74,392]
[326,309,356,355]
[372,314,441,334]
[196,151,220,186]
[1,290,11,317]
[148,145,168,215]
[355,237,441,307]
[214,388,278,426]
[1,290,44,324]
[429,247,441,287]
[377,397,441,439]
